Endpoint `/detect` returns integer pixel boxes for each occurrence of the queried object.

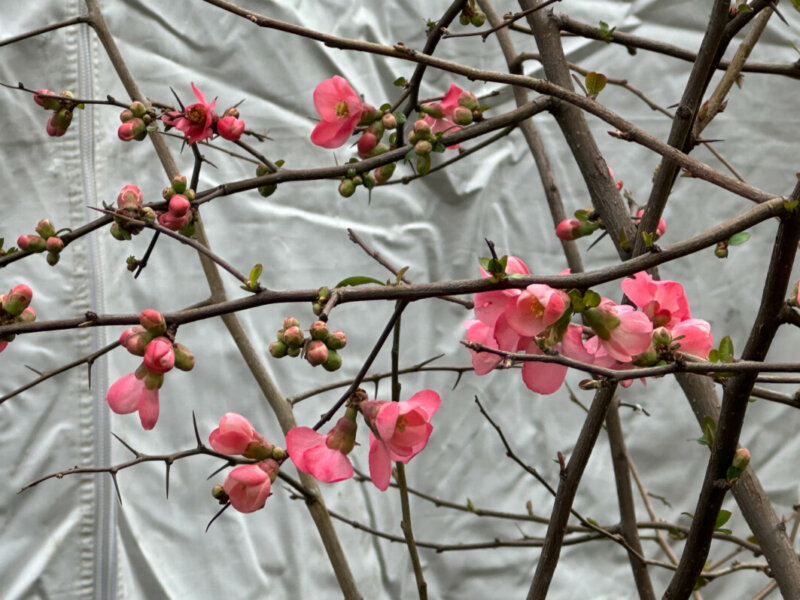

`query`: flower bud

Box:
[217,115,245,141]
[45,236,64,254]
[271,446,285,461]
[326,415,357,454]
[471,11,486,27]
[413,119,432,137]
[374,162,396,184]
[416,152,431,175]
[282,325,304,347]
[35,219,56,239]
[119,109,134,123]
[287,345,301,358]
[3,284,33,317]
[326,330,347,350]
[46,252,60,266]
[452,106,473,126]
[143,337,175,373]
[47,108,73,137]
[17,234,46,253]
[357,131,378,158]
[283,317,300,330]
[171,174,188,194]
[129,101,147,118]
[118,118,145,141]
[414,140,432,155]
[636,209,667,240]
[120,326,151,356]
[257,183,277,197]
[555,218,600,241]
[338,179,356,198]
[269,340,288,358]
[632,346,658,367]
[139,309,167,335]
[732,448,750,471]
[381,113,397,129]
[459,13,470,25]
[309,321,329,341]
[109,222,132,241]
[17,306,36,323]
[305,340,329,366]
[34,89,60,111]
[173,342,195,371]
[211,484,228,502]
[457,91,479,111]
[117,185,143,210]
[322,349,342,372]
[312,302,323,316]
[168,194,191,217]
[652,327,672,348]
[141,207,156,222]
[158,211,191,231]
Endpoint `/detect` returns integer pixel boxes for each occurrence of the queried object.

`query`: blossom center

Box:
[334,101,349,118]
[395,415,408,432]
[187,105,206,126]
[529,298,545,318]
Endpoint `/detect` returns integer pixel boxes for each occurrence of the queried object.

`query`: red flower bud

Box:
[217,115,245,141]
[139,309,167,335]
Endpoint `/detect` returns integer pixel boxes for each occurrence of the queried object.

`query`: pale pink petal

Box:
[405,390,441,418]
[465,320,502,375]
[521,342,567,395]
[368,432,392,491]
[106,373,142,414]
[374,402,400,442]
[671,318,713,358]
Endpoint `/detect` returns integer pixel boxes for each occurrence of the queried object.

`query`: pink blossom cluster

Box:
[33,89,75,137]
[160,83,245,145]
[0,284,36,354]
[287,390,441,492]
[17,218,66,266]
[421,83,479,139]
[106,309,194,430]
[465,257,713,393]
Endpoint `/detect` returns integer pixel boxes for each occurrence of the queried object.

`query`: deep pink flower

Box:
[223,460,278,513]
[473,256,530,328]
[310,76,364,149]
[361,390,441,491]
[286,416,356,483]
[106,372,160,430]
[583,300,653,363]
[217,115,245,141]
[162,83,216,145]
[143,337,175,373]
[621,271,690,329]
[209,413,256,454]
[505,284,569,337]
[158,211,191,231]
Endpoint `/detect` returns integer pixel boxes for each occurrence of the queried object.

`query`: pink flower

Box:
[609,167,623,190]
[505,284,569,337]
[117,184,143,210]
[310,76,364,149]
[143,337,175,373]
[223,460,278,513]
[473,255,530,328]
[583,300,653,363]
[286,415,356,483]
[162,83,216,145]
[209,413,256,454]
[621,271,690,329]
[106,372,160,430]
[0,341,7,354]
[670,318,713,359]
[361,390,441,491]
[217,115,245,141]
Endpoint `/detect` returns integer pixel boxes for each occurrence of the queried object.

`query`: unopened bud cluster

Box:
[269,316,346,371]
[33,89,78,137]
[17,219,66,265]
[0,284,36,354]
[160,174,196,235]
[407,119,435,175]
[109,184,155,241]
[118,101,156,142]
[119,309,194,391]
[459,2,486,27]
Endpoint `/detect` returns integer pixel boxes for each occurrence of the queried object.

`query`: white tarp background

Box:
[2,1,800,598]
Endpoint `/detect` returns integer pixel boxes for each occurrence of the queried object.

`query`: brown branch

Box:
[0,15,90,47]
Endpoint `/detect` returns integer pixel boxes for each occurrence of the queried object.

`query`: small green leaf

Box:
[727,465,743,482]
[389,132,397,145]
[584,72,607,97]
[693,576,709,591]
[715,509,732,530]
[708,349,719,363]
[432,142,446,153]
[568,289,586,313]
[719,336,734,362]
[618,227,630,251]
[728,231,750,246]
[574,209,591,222]
[466,498,475,512]
[393,76,407,87]
[583,290,601,309]
[667,526,686,541]
[275,159,285,168]
[334,275,386,288]
[784,198,799,212]
[404,149,415,163]
[586,517,599,527]
[249,263,262,283]
[697,416,716,448]
[598,21,616,43]
[395,266,409,284]
[393,111,406,125]
[736,3,753,12]
[642,231,653,248]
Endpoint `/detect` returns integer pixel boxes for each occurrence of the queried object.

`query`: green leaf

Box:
[667,526,686,541]
[275,159,285,167]
[642,231,653,248]
[618,227,630,251]
[697,416,716,448]
[393,111,406,125]
[404,149,415,163]
[736,3,753,12]
[708,349,719,363]
[715,509,732,530]
[334,275,386,288]
[249,263,262,283]
[379,103,392,112]
[719,336,734,362]
[574,209,591,222]
[466,498,475,512]
[728,231,750,246]
[393,76,407,87]
[432,142,446,153]
[727,465,743,482]
[583,290,601,309]
[584,72,607,97]
[395,266,409,284]
[693,576,709,591]
[568,289,586,312]
[598,21,616,43]
[784,198,799,212]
